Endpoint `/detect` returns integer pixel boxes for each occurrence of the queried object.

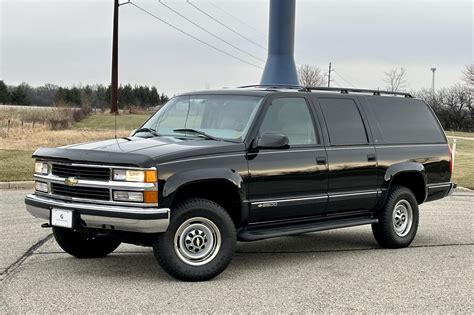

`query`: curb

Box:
[0,181,35,190]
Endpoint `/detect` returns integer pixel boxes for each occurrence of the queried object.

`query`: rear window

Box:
[365,97,445,144]
[319,98,368,145]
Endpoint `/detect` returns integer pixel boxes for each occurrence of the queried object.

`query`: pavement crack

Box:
[0,233,53,281]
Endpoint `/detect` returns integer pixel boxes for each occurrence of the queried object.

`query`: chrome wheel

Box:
[392,199,413,237]
[174,217,221,266]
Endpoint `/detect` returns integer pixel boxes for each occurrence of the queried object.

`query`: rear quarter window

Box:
[365,97,446,144]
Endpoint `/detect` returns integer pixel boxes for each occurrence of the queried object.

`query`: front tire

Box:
[153,198,236,281]
[372,186,419,248]
[53,227,121,258]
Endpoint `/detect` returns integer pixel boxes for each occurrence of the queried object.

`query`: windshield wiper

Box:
[173,128,224,141]
[134,127,161,137]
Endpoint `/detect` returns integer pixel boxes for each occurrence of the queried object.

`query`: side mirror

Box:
[129,129,137,137]
[257,133,289,149]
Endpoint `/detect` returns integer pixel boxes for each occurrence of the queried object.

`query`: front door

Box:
[311,96,378,213]
[247,96,328,222]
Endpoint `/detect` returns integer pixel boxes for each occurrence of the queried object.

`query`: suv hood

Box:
[33,136,245,167]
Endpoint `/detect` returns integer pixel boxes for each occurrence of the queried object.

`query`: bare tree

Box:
[298,64,326,87]
[415,67,474,131]
[462,64,474,87]
[383,67,408,92]
[416,85,473,132]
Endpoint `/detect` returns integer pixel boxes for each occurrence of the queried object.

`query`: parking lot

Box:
[1,189,472,313]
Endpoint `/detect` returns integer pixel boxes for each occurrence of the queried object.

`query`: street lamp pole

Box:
[430,67,437,94]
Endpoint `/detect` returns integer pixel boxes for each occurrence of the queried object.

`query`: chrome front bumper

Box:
[25,194,170,233]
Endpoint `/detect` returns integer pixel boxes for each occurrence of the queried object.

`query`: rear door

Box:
[310,95,378,213]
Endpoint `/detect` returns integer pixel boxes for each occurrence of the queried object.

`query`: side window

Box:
[319,98,368,145]
[365,97,446,144]
[259,98,318,145]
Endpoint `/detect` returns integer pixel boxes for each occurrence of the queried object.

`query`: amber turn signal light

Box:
[144,170,158,183]
[144,191,158,203]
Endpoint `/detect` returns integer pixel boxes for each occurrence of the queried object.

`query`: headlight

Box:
[35,161,49,175]
[113,169,157,182]
[35,181,48,193]
[113,191,144,202]
[112,190,158,203]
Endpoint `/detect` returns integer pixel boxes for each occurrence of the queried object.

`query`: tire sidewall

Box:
[384,187,419,247]
[154,199,236,281]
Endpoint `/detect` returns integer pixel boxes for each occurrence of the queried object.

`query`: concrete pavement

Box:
[0,189,50,276]
[1,189,472,313]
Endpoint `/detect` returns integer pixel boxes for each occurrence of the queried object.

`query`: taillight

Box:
[448,144,453,173]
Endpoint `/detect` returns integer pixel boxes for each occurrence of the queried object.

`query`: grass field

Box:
[0,112,150,181]
[446,133,474,190]
[73,113,150,130]
[1,111,473,189]
[0,150,36,182]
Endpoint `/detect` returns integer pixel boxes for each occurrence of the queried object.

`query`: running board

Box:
[237,216,378,242]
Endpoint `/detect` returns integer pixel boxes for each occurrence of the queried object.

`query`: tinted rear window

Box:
[365,97,445,144]
[319,98,368,145]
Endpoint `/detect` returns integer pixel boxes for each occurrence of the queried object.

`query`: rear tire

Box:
[153,198,236,281]
[372,186,419,248]
[53,227,121,258]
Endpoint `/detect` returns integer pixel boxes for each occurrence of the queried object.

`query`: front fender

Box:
[161,167,245,202]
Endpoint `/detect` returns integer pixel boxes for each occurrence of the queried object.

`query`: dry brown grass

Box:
[0,125,129,151]
[0,105,91,134]
[0,125,130,181]
[0,108,146,181]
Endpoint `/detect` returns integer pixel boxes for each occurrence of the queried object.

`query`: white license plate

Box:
[51,208,73,228]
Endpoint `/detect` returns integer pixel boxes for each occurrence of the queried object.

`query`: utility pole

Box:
[327,62,333,87]
[110,0,119,114]
[430,67,437,94]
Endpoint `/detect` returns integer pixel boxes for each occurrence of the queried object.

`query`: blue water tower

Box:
[260,0,299,86]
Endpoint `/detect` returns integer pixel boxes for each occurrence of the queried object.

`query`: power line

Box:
[331,79,338,87]
[186,0,267,51]
[157,0,265,62]
[129,1,263,69]
[333,70,357,88]
[208,1,262,34]
[340,70,360,87]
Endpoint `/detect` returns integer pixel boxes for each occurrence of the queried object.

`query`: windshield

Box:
[139,94,262,141]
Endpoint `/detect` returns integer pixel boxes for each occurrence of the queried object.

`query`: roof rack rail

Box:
[238,84,303,90]
[301,86,413,98]
[238,84,413,98]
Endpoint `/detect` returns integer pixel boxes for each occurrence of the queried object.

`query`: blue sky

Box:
[1,0,472,95]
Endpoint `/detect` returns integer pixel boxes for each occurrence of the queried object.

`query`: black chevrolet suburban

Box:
[25,86,455,281]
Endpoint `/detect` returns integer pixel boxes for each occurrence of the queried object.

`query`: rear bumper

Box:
[25,194,169,233]
[447,182,457,195]
[425,182,457,202]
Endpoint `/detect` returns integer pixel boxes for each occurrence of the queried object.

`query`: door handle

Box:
[316,156,326,165]
[367,154,377,162]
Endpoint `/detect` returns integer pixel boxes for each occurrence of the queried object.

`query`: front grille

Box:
[51,183,110,201]
[51,164,110,181]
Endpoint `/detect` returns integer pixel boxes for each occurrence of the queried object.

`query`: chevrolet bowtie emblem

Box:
[64,177,78,186]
